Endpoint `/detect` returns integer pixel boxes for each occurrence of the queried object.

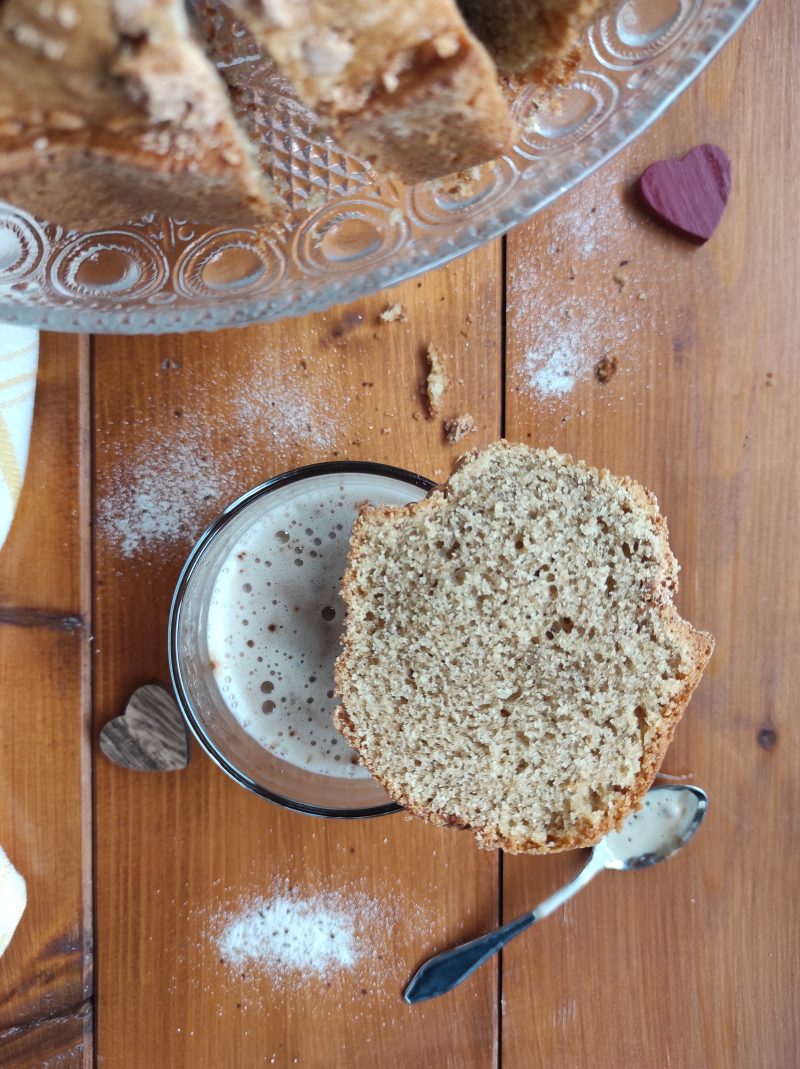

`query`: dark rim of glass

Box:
[168,460,435,819]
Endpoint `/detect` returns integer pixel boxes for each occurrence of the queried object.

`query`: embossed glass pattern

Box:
[0,0,758,333]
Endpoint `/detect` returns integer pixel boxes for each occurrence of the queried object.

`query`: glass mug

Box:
[168,461,433,817]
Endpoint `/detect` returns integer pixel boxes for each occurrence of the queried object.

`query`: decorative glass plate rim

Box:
[0,0,759,334]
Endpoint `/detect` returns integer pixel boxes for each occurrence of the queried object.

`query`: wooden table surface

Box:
[1,2,798,1066]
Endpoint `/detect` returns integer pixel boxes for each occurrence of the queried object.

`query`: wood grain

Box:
[502,3,800,1067]
[0,334,90,616]
[0,335,92,1066]
[4,4,799,1068]
[92,246,503,1069]
[0,1000,91,1069]
[98,684,189,771]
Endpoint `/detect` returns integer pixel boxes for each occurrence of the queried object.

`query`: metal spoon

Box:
[404,784,707,1004]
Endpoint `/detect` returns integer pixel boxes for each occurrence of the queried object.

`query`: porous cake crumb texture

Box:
[335,442,713,854]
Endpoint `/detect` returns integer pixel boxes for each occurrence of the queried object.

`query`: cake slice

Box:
[458,0,608,85]
[0,0,276,228]
[229,0,517,183]
[335,441,713,854]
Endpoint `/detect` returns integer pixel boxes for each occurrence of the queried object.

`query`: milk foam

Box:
[206,472,425,778]
[604,788,697,860]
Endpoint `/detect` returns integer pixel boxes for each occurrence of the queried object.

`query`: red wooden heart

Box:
[638,144,731,244]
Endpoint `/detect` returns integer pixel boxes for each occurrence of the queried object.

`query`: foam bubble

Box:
[206,474,425,778]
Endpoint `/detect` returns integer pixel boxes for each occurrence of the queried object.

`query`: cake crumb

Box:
[613,272,628,291]
[444,413,476,443]
[654,770,694,784]
[379,303,408,324]
[303,189,328,212]
[595,356,618,384]
[434,166,482,198]
[425,344,449,418]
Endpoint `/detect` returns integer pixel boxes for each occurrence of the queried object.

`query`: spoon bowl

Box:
[595,784,708,871]
[404,784,708,1004]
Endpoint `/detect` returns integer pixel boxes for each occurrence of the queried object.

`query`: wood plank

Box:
[0,334,92,1066]
[0,329,91,1064]
[0,1000,91,1068]
[0,627,92,1046]
[502,3,799,1067]
[0,334,90,616]
[93,246,502,1068]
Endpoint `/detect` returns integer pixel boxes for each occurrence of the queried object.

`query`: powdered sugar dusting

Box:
[512,170,660,403]
[523,326,585,398]
[193,876,436,1004]
[97,431,223,558]
[233,362,341,455]
[544,191,632,260]
[160,867,461,1040]
[215,887,367,981]
[518,300,644,401]
[97,352,350,559]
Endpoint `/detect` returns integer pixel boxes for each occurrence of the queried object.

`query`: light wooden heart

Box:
[100,683,189,771]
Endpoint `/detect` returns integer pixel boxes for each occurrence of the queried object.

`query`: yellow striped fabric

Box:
[0,326,38,551]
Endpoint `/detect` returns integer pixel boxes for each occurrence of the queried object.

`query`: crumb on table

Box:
[595,356,618,384]
[379,303,408,324]
[425,344,449,418]
[443,413,476,443]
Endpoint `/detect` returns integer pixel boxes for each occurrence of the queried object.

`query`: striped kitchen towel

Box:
[0,325,38,551]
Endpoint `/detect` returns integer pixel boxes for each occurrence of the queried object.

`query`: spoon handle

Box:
[404,852,604,1004]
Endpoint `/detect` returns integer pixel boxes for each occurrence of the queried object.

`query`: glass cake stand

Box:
[0,0,758,333]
